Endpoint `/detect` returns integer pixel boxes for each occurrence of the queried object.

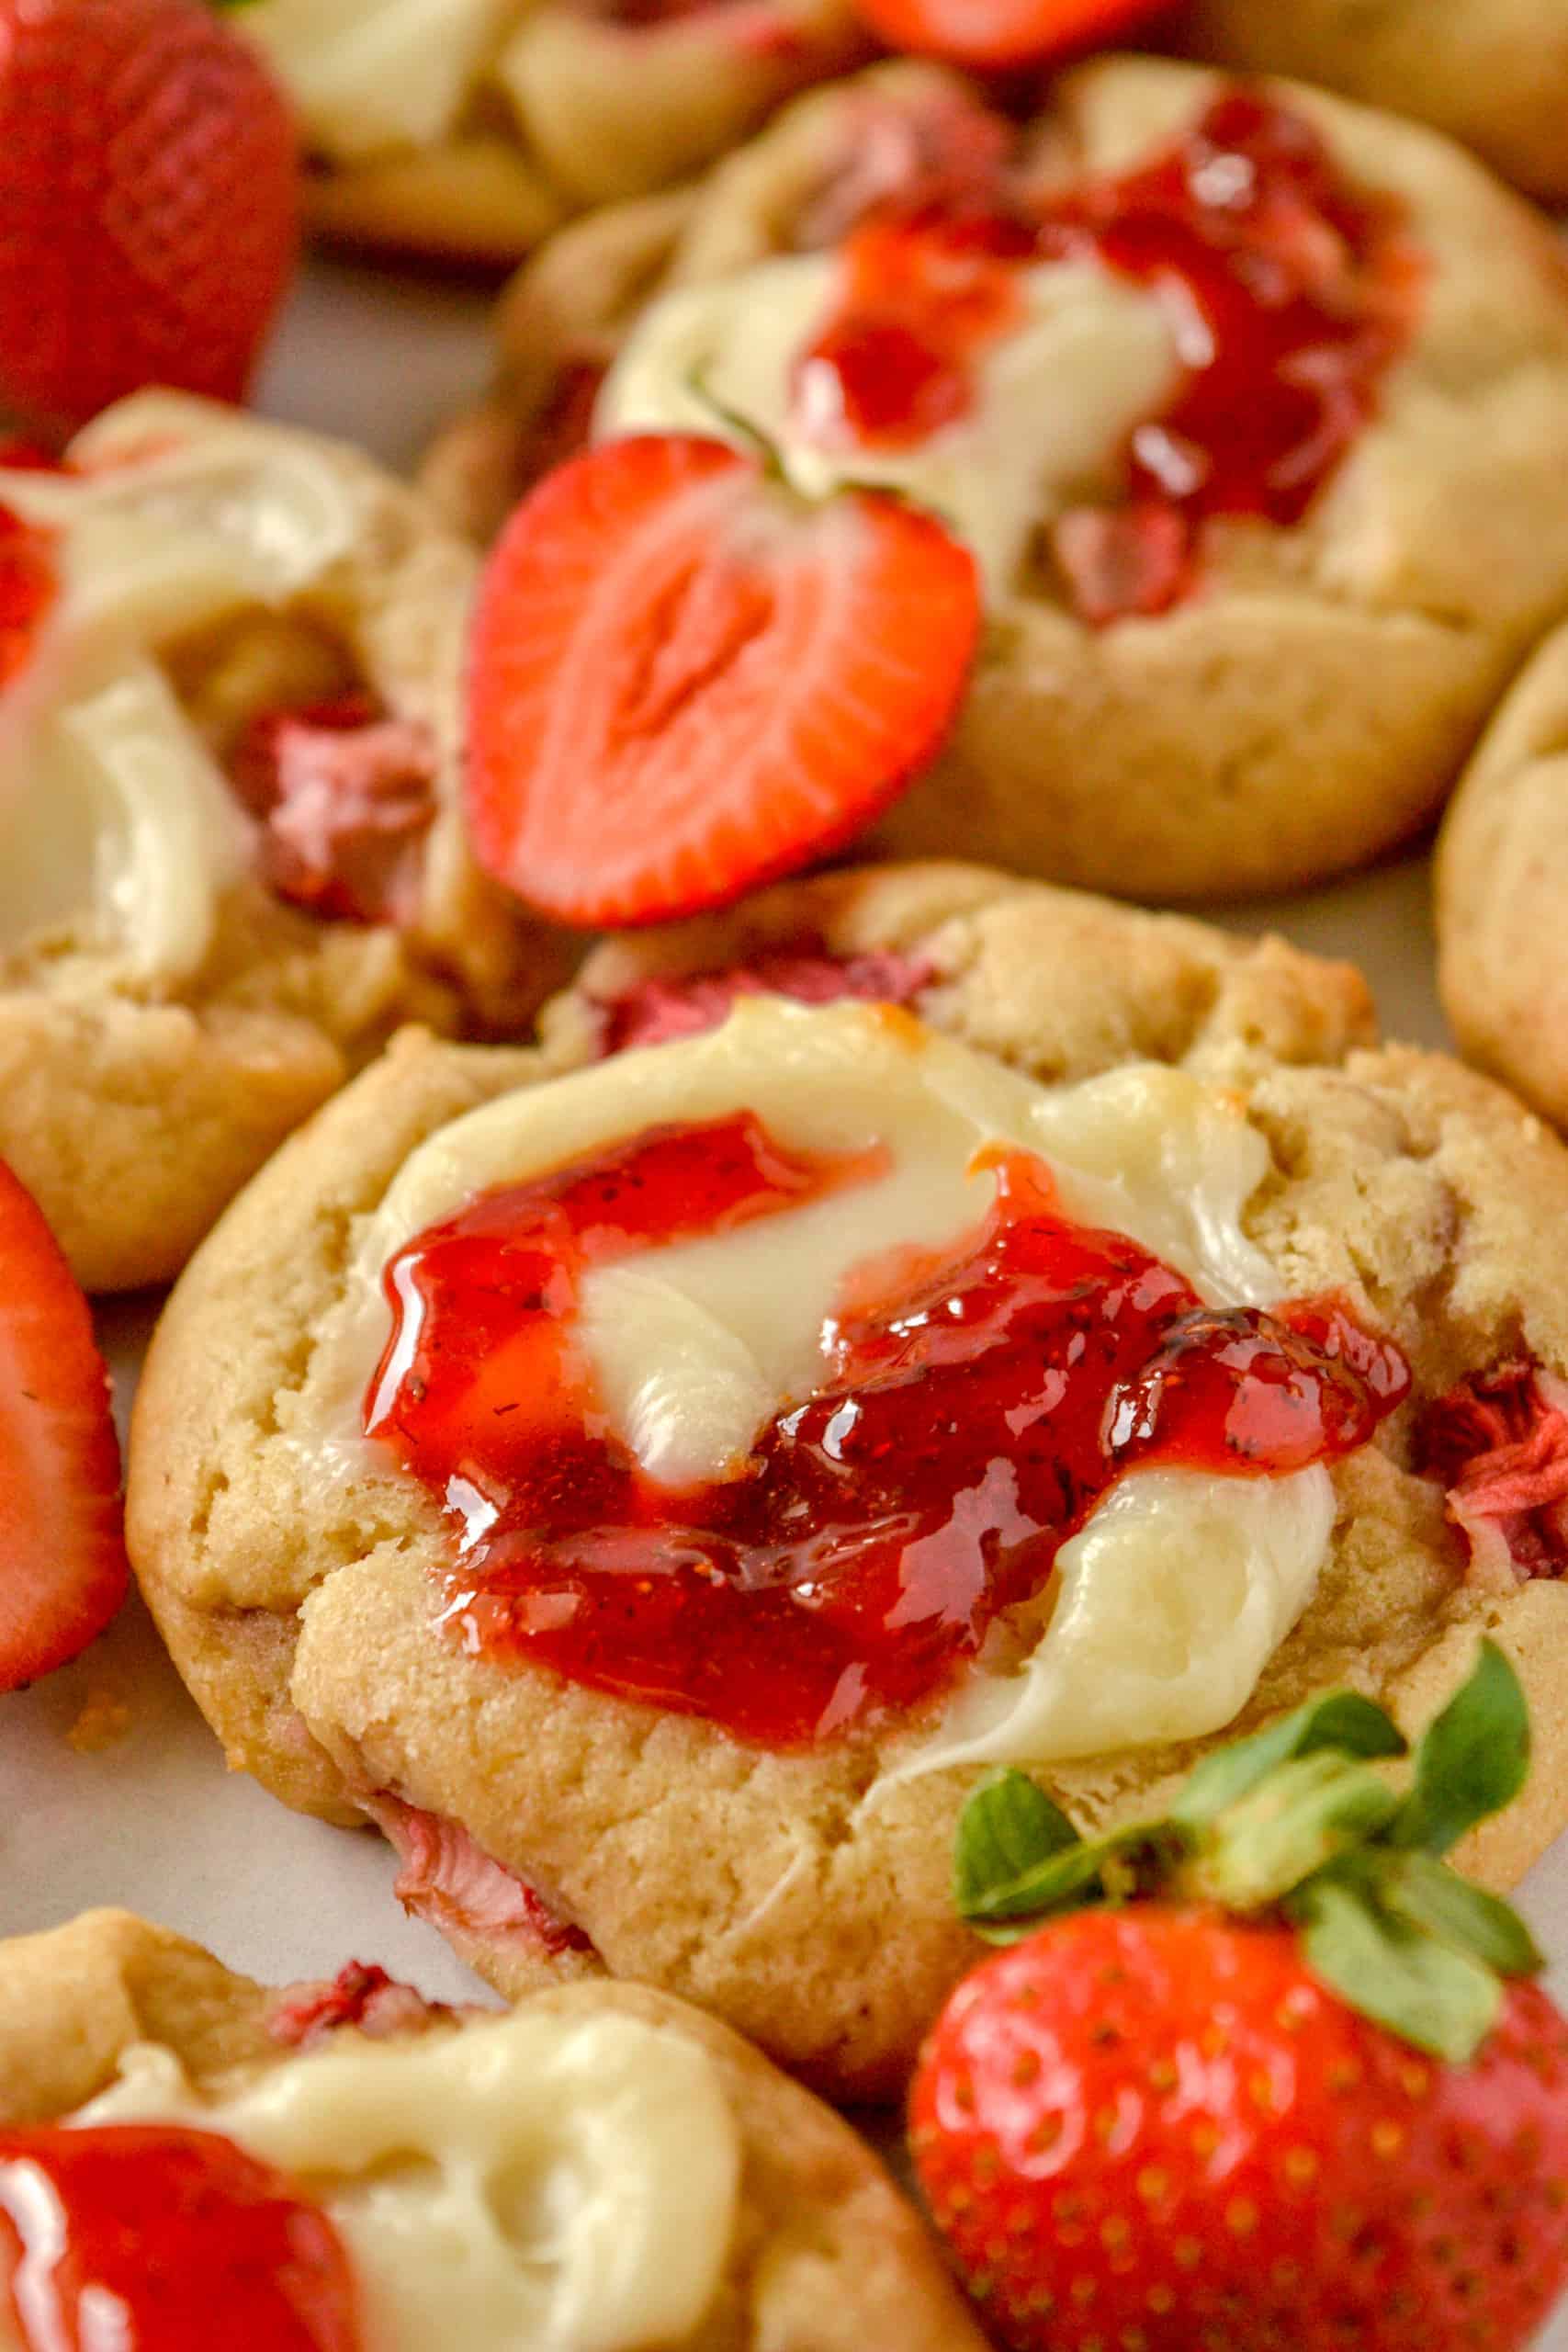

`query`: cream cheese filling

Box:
[0,392,394,981]
[65,2005,740,2352]
[301,999,1336,1769]
[238,0,523,164]
[595,253,1182,597]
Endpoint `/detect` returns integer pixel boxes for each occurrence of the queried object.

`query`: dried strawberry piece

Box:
[595,943,933,1055]
[230,689,438,928]
[267,1962,457,2052]
[364,1794,597,1963]
[1049,503,1190,627]
[1416,1358,1568,1589]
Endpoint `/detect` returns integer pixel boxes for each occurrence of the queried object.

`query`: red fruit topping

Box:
[267,1962,455,2052]
[0,0,299,434]
[0,1162,129,1690]
[910,1908,1568,2352]
[366,1121,1405,1747]
[850,0,1168,70]
[230,692,438,928]
[0,2125,361,2352]
[594,944,933,1055]
[795,88,1416,621]
[464,434,980,926]
[0,504,57,693]
[1417,1359,1568,1589]
[364,1795,596,1962]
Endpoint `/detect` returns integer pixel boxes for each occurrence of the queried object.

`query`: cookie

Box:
[1179,0,1568,204]
[423,57,1568,903]
[0,1907,981,2349]
[1436,616,1568,1135]
[237,0,868,269]
[127,861,1568,2099]
[0,391,568,1293]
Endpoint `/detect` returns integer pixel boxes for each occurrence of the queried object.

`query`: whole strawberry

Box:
[0,0,299,434]
[911,1646,1568,2352]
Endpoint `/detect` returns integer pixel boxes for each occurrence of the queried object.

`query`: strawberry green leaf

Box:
[1386,1641,1529,1858]
[1170,1689,1405,1828]
[954,1776,1177,1939]
[1292,1873,1503,2063]
[954,1772,1080,1917]
[1375,1849,1544,1978]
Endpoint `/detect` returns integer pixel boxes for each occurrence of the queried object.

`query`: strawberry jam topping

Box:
[0,2125,361,2352]
[229,689,437,927]
[795,87,1417,618]
[0,505,59,694]
[594,944,933,1056]
[366,1116,1408,1747]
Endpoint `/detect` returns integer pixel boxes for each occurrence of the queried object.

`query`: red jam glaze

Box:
[794,87,1418,619]
[367,1117,1408,1748]
[0,2125,361,2352]
[0,500,59,692]
[230,689,438,927]
[594,944,934,1056]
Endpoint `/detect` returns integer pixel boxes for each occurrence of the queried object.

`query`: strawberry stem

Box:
[952,1641,1540,2061]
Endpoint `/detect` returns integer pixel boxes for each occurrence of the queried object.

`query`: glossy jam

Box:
[367,1117,1408,1747]
[794,88,1416,616]
[0,2125,361,2352]
[229,689,437,926]
[0,503,58,693]
[595,944,933,1055]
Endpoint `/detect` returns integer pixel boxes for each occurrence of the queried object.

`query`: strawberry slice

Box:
[464,434,979,927]
[0,1163,129,1690]
[850,0,1170,70]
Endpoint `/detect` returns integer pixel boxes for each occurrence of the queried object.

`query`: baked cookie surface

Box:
[128,863,1568,2098]
[1179,0,1568,203]
[237,0,868,267]
[0,1907,981,2350]
[0,391,566,1292]
[1437,617,1568,1133]
[423,57,1568,903]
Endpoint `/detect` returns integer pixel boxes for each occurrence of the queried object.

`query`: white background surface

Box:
[2,258,1564,2346]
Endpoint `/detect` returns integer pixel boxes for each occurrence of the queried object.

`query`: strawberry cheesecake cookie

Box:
[426,58,1568,903]
[1436,617,1568,1136]
[0,1908,981,2349]
[236,0,868,268]
[0,390,565,1294]
[1180,0,1568,205]
[128,861,1568,2098]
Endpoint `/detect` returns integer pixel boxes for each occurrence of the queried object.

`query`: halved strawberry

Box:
[464,434,980,927]
[0,1163,129,1689]
[850,0,1170,70]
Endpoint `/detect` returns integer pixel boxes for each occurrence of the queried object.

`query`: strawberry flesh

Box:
[465,434,979,927]
[0,1163,128,1690]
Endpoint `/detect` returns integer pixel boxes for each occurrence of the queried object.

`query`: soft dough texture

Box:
[423,57,1568,903]
[243,0,868,268]
[0,398,571,1292]
[0,1908,983,2351]
[1437,617,1568,1132]
[1179,0,1568,203]
[128,862,1568,2098]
